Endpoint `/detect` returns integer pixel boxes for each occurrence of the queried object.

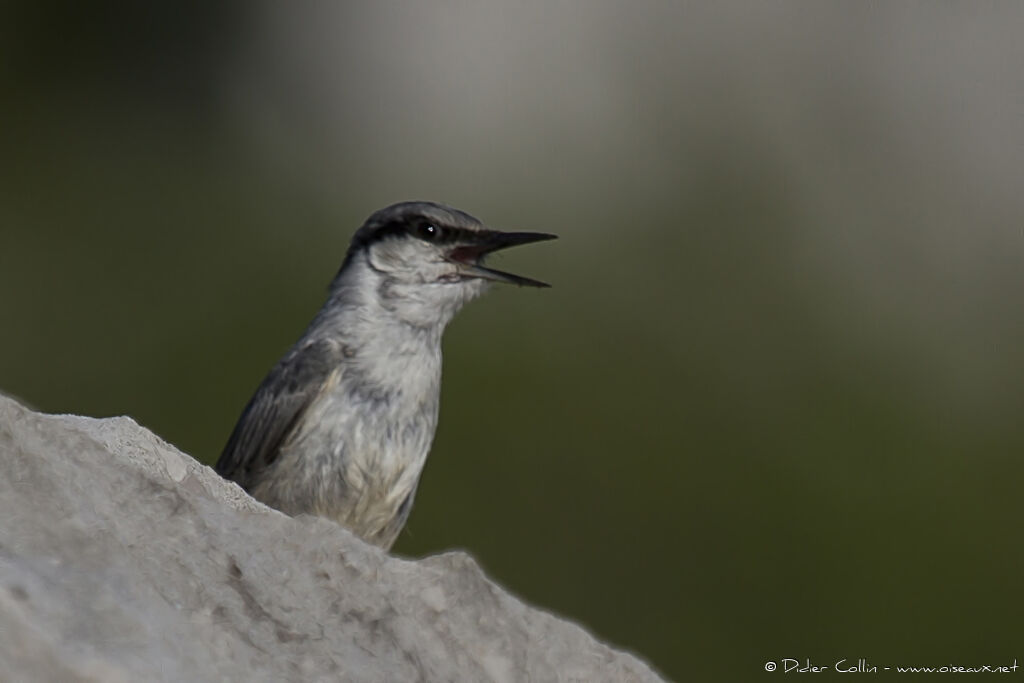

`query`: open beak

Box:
[446,231,558,287]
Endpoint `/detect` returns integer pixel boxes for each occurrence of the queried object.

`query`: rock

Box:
[0,395,663,682]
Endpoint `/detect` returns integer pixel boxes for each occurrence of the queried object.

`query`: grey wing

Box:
[215,338,341,490]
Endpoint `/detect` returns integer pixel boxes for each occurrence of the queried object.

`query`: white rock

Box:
[0,394,663,682]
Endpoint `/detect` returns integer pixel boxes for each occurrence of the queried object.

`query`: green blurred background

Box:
[3,3,1022,680]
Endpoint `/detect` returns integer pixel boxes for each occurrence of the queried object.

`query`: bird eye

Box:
[415,222,442,242]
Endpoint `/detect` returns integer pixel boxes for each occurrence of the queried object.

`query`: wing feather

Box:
[215,338,341,489]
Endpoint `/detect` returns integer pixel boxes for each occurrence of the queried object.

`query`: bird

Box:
[215,201,556,550]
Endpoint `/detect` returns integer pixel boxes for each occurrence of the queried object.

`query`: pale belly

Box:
[249,381,439,549]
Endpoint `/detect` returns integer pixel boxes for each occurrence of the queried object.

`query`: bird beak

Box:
[446,231,558,287]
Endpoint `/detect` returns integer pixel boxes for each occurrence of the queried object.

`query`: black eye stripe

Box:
[416,225,477,244]
[363,219,477,246]
[363,220,408,244]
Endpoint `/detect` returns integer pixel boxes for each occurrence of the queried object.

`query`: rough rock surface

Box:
[0,395,663,682]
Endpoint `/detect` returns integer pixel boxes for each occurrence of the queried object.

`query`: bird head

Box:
[337,201,556,328]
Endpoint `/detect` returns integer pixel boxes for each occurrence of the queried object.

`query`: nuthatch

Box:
[215,201,555,549]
